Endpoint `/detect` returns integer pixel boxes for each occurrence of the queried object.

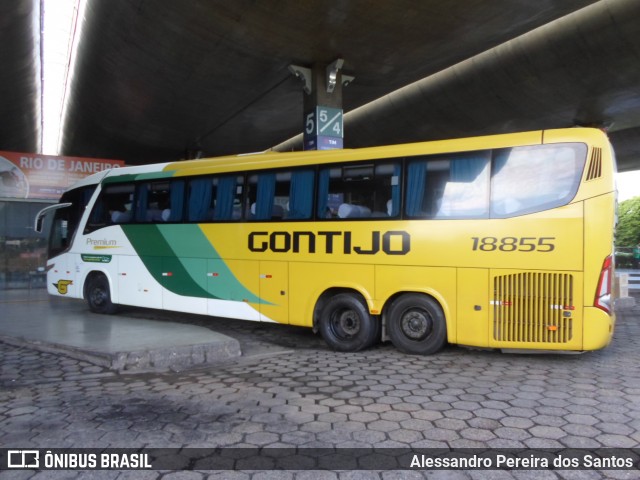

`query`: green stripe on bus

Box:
[132,171,177,181]
[102,171,176,185]
[157,224,266,304]
[121,224,266,304]
[102,174,139,184]
[121,224,212,298]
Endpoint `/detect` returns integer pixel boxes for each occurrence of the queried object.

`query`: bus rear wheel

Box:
[319,293,379,352]
[387,294,446,355]
[86,274,118,314]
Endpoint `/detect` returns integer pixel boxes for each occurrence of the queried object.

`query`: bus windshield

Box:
[48,186,96,258]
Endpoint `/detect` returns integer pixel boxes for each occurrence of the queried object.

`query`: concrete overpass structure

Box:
[1,0,640,171]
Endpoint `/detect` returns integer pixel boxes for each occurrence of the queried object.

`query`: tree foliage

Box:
[616,196,640,247]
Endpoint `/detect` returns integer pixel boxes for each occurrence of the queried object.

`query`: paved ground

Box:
[1,294,639,479]
[0,291,242,372]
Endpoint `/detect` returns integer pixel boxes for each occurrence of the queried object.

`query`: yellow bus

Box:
[36,127,616,354]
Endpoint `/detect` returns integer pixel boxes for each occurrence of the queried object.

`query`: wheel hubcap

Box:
[91,288,106,306]
[401,309,432,340]
[333,309,360,338]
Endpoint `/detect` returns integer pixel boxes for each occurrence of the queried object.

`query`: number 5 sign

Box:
[304,106,344,150]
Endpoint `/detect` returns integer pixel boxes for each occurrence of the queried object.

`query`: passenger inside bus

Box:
[110,201,131,223]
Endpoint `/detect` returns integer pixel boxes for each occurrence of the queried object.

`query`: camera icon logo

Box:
[7,450,40,468]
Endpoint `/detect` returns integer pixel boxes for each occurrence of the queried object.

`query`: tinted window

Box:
[85,184,135,232]
[246,169,314,221]
[490,143,587,218]
[187,175,244,222]
[405,152,490,218]
[135,181,172,222]
[317,162,401,219]
[247,173,284,220]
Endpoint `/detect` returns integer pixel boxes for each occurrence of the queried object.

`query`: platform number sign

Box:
[304,106,344,150]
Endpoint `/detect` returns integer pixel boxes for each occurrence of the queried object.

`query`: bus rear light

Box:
[594,255,612,314]
[549,305,575,311]
[490,300,512,306]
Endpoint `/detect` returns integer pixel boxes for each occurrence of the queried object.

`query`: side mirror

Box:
[34,202,72,233]
[35,214,44,233]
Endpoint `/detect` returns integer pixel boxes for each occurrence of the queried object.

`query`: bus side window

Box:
[405,160,427,217]
[405,153,490,219]
[164,180,185,222]
[490,144,586,218]
[317,162,400,219]
[136,181,168,222]
[188,177,215,222]
[287,169,314,220]
[86,184,134,232]
[435,152,490,218]
[374,163,401,217]
[244,170,314,221]
[211,175,243,221]
[247,172,288,221]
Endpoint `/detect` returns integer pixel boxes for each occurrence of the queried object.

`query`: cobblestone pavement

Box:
[1,298,639,480]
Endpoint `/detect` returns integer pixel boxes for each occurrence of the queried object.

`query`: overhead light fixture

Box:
[325,58,344,93]
[289,64,312,95]
[40,0,85,155]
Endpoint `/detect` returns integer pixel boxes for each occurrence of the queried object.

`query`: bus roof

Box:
[167,130,548,178]
[67,127,608,188]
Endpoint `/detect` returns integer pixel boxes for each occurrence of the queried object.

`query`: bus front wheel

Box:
[86,274,118,315]
[387,294,446,355]
[319,293,379,352]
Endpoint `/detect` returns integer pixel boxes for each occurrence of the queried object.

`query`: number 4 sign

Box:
[305,107,343,138]
[303,106,344,151]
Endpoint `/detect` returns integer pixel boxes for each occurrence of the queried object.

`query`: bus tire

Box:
[387,294,446,355]
[86,274,118,315]
[319,293,379,352]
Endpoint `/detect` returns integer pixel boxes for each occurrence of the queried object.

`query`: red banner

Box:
[0,152,125,200]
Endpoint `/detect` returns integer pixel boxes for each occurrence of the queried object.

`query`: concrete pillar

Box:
[290,60,353,150]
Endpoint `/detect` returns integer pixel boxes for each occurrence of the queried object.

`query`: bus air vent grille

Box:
[586,147,602,181]
[493,272,573,344]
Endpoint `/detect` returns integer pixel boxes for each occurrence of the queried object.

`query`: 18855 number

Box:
[471,237,555,252]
